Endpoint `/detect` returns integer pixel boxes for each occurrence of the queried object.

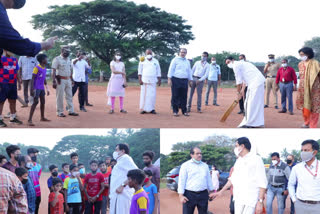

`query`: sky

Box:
[7,0,320,62]
[160,129,320,159]
[0,128,135,149]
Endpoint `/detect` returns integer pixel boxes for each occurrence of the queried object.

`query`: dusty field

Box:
[160,188,293,214]
[0,84,308,128]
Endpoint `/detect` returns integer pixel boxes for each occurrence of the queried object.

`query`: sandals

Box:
[40,118,51,122]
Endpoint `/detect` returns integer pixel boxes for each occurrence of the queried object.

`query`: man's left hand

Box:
[255,201,263,214]
[47,91,50,96]
[188,80,193,88]
[17,84,21,91]
[116,186,124,194]
[293,85,297,91]
[157,80,161,87]
[237,93,242,101]
[196,80,201,86]
[283,190,289,196]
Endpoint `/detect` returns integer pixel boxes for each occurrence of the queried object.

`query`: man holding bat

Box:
[225,56,265,128]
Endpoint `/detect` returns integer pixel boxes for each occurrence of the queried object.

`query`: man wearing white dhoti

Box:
[225,56,265,128]
[110,143,138,214]
[138,49,161,114]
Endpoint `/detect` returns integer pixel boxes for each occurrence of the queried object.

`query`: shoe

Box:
[197,110,202,113]
[57,113,66,117]
[109,110,114,114]
[86,103,93,106]
[10,118,23,125]
[150,110,157,114]
[278,110,287,113]
[238,110,244,114]
[0,120,7,127]
[21,104,28,108]
[120,109,127,113]
[213,103,220,106]
[40,118,51,122]
[4,112,10,118]
[301,124,309,128]
[80,107,87,112]
[28,121,35,126]
[173,112,179,117]
[183,112,190,117]
[140,111,146,114]
[264,105,269,108]
[289,112,294,115]
[275,106,279,109]
[68,112,79,116]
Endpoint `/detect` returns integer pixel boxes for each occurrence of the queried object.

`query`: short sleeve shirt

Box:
[52,55,72,77]
[0,56,19,84]
[18,56,38,80]
[102,168,112,196]
[49,192,64,214]
[64,177,82,203]
[84,173,104,201]
[143,165,160,189]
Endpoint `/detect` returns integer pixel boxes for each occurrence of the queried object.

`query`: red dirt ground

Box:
[1,85,308,128]
[160,188,293,214]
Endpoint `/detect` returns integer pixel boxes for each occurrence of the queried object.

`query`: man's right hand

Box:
[30,89,35,97]
[210,191,221,199]
[52,82,57,89]
[167,79,172,87]
[41,36,58,51]
[179,195,189,204]
[139,80,143,85]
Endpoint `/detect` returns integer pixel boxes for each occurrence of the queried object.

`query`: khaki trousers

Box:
[265,77,278,106]
[56,79,74,114]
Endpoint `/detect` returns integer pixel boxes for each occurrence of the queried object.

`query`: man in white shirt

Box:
[178,147,214,214]
[225,56,265,128]
[138,49,161,114]
[205,57,221,106]
[213,137,267,214]
[110,143,138,214]
[18,56,38,106]
[72,51,91,112]
[187,52,210,113]
[288,139,320,214]
[168,48,193,117]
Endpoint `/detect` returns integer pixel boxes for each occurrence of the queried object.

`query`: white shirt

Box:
[167,56,193,80]
[72,59,90,82]
[138,58,161,84]
[178,159,214,194]
[211,170,220,191]
[110,154,138,200]
[192,61,210,81]
[229,152,268,207]
[233,61,265,88]
[288,159,320,202]
[208,63,221,81]
[18,56,38,80]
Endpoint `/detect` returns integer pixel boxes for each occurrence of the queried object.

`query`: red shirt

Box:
[0,56,19,84]
[49,192,64,214]
[101,168,112,197]
[84,173,104,201]
[276,66,297,84]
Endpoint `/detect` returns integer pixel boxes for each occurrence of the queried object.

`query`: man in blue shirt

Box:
[0,0,57,57]
[167,48,193,117]
[205,57,221,106]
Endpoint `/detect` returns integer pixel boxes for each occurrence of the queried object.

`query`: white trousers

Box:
[235,202,255,214]
[139,83,157,112]
[109,193,131,214]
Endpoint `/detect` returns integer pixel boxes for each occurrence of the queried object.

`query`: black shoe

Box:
[120,109,127,113]
[275,106,279,109]
[68,112,79,116]
[150,110,157,114]
[278,110,286,113]
[140,111,146,114]
[86,103,93,107]
[214,103,220,106]
[264,105,269,108]
[238,110,244,114]
[9,118,23,125]
[289,112,294,115]
[57,113,66,117]
[80,107,87,112]
[0,120,7,127]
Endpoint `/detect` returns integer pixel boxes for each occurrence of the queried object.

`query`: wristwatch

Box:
[258,199,263,203]
[121,183,126,187]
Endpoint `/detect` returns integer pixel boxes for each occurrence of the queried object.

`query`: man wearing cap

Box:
[52,46,79,117]
[264,54,280,109]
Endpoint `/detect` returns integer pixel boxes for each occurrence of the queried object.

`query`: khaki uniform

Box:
[51,55,75,115]
[264,63,280,106]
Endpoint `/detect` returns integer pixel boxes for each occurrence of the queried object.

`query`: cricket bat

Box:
[220,100,239,122]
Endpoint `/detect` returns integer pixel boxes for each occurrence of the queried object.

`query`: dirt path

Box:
[1,85,307,128]
[160,188,292,214]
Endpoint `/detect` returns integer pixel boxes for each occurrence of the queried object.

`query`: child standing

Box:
[49,178,65,214]
[28,54,50,126]
[127,169,149,214]
[143,170,158,214]
[106,52,127,114]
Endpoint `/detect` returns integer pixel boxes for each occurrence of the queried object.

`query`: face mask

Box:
[21,178,28,184]
[192,158,201,164]
[286,159,292,165]
[234,147,242,157]
[144,161,151,167]
[202,57,207,61]
[14,154,21,161]
[26,162,34,169]
[91,169,97,174]
[300,56,308,61]
[269,59,275,63]
[272,160,278,165]
[13,0,26,9]
[240,59,245,62]
[72,172,80,177]
[146,54,153,60]
[301,151,314,162]
[115,56,121,60]
[212,61,216,64]
[51,171,58,177]
[144,177,149,183]
[113,151,120,160]
[282,63,287,67]
[79,168,85,174]
[227,63,234,69]
[31,156,37,162]
[63,53,70,58]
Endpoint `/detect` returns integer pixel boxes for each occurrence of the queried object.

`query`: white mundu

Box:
[233,61,265,127]
[138,58,161,112]
[109,154,138,214]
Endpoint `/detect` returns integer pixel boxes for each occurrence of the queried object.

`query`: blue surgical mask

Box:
[192,158,201,164]
[79,168,85,174]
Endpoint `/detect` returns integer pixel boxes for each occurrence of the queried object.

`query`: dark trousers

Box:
[22,79,32,104]
[79,83,89,105]
[279,82,293,113]
[68,203,81,214]
[84,200,102,214]
[35,196,41,214]
[229,195,234,214]
[171,77,188,114]
[182,190,209,214]
[239,86,248,111]
[72,81,86,108]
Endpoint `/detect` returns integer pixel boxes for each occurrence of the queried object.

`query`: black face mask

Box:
[286,160,292,165]
[13,0,26,9]
[14,154,21,161]
[52,171,58,177]
[144,161,151,167]
[21,178,28,184]
[31,156,37,162]
[91,170,97,174]
[63,53,70,58]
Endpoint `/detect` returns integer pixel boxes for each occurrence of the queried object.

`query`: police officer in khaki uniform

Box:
[52,46,79,117]
[264,54,280,109]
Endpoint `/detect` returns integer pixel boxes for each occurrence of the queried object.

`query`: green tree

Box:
[31,0,194,77]
[304,37,320,61]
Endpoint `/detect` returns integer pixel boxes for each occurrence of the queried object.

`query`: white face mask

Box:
[227,63,234,69]
[282,63,287,67]
[240,59,245,62]
[113,151,121,160]
[269,59,275,63]
[300,56,308,61]
[301,151,314,162]
[26,162,34,169]
[234,147,242,157]
[146,54,153,60]
[212,61,216,64]
[272,160,278,165]
[115,56,121,60]
[72,171,80,177]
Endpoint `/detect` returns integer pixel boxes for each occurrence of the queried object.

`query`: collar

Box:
[134,187,144,194]
[178,56,186,60]
[308,158,318,169]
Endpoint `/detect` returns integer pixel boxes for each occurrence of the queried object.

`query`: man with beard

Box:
[2,144,21,172]
[143,151,160,191]
[99,161,112,214]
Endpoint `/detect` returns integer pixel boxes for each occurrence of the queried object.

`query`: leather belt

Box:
[59,76,70,80]
[193,76,201,79]
[185,189,207,194]
[271,184,284,188]
[281,81,293,84]
[267,76,276,78]
[298,199,320,204]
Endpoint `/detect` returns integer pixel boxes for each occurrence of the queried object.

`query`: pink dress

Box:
[107,61,126,98]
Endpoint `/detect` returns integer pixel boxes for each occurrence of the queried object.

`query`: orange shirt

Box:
[49,192,64,214]
[102,167,112,196]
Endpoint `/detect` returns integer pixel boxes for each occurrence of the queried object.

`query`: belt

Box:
[271,184,284,188]
[280,81,293,84]
[298,199,320,204]
[185,189,207,194]
[193,75,201,79]
[267,76,276,78]
[59,76,70,80]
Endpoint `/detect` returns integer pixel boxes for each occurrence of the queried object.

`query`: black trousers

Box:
[239,86,248,111]
[182,190,209,214]
[35,196,41,214]
[229,195,235,214]
[68,203,81,214]
[171,77,188,114]
[72,81,86,108]
[79,83,89,105]
[84,200,102,214]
